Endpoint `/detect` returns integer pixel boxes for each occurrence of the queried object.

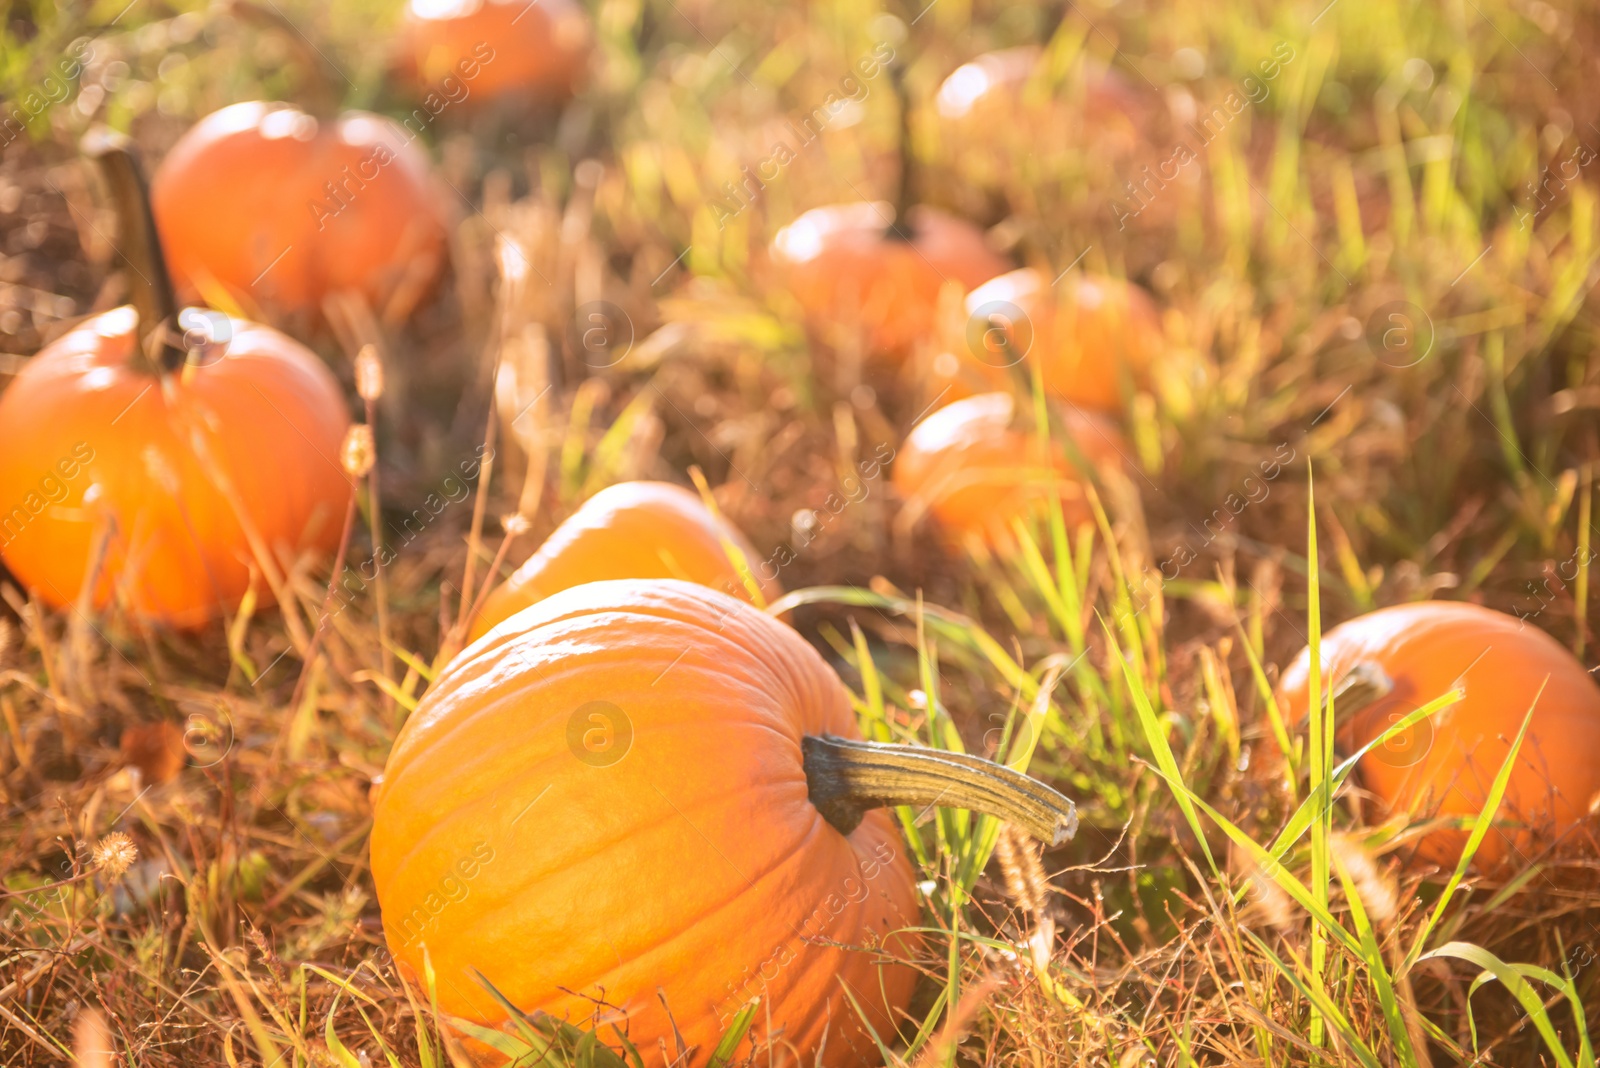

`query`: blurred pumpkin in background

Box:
[397,0,591,104]
[963,267,1163,412]
[0,132,350,627]
[373,579,1076,1067]
[935,47,1149,154]
[151,101,450,325]
[771,201,1007,360]
[150,2,451,324]
[930,46,1157,213]
[470,480,778,641]
[1278,601,1600,871]
[892,391,1126,546]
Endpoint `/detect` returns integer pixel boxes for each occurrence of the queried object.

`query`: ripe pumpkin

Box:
[962,267,1163,412]
[0,134,350,627]
[470,481,779,641]
[1279,601,1600,870]
[893,392,1126,546]
[372,579,1076,1067]
[398,0,591,105]
[771,201,1008,359]
[934,48,1148,155]
[150,100,450,323]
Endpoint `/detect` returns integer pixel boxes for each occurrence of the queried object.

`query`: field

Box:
[4,0,1600,1064]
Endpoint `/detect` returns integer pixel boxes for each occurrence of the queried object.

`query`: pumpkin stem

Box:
[225,0,342,115]
[81,127,183,374]
[1329,660,1394,724]
[886,58,916,243]
[801,735,1078,846]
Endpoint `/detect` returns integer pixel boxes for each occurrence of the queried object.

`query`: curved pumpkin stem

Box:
[81,127,183,374]
[802,735,1078,845]
[886,58,916,243]
[225,0,341,115]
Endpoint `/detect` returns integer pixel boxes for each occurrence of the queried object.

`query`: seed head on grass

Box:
[341,425,376,480]
[93,831,137,882]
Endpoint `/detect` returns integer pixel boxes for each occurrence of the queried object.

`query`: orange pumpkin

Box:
[150,100,450,322]
[935,48,1149,154]
[399,0,591,104]
[963,267,1163,412]
[470,481,779,641]
[771,201,1008,359]
[893,392,1126,546]
[372,579,1076,1066]
[0,134,350,627]
[1279,601,1600,870]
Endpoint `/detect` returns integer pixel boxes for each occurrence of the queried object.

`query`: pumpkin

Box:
[0,133,351,627]
[893,392,1126,546]
[398,0,591,105]
[1278,601,1600,870]
[934,48,1149,154]
[470,481,780,641]
[962,267,1163,412]
[931,49,1156,213]
[371,578,1076,1067]
[771,201,1008,359]
[150,99,450,323]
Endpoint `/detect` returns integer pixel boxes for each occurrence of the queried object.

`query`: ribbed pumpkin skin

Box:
[0,307,350,627]
[964,268,1162,412]
[1279,601,1600,869]
[401,0,591,103]
[471,481,779,642]
[151,101,449,319]
[372,580,920,1067]
[893,392,1126,544]
[771,202,1007,358]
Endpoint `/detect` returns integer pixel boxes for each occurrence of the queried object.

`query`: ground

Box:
[3,0,1600,1064]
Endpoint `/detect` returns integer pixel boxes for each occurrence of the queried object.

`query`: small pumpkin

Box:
[934,48,1149,154]
[892,391,1126,546]
[771,201,1008,360]
[0,132,350,627]
[1279,601,1600,870]
[398,0,592,105]
[150,6,450,323]
[372,578,1076,1067]
[962,267,1163,412]
[470,481,779,641]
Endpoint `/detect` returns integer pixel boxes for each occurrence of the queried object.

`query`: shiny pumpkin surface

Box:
[151,101,450,320]
[1279,601,1600,869]
[0,306,350,627]
[402,0,591,102]
[771,201,1008,358]
[471,481,779,641]
[965,267,1163,412]
[372,579,919,1067]
[893,392,1126,544]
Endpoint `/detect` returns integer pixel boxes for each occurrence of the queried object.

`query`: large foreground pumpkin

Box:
[372,579,1076,1066]
[0,133,349,626]
[893,392,1126,546]
[470,481,779,641]
[1279,601,1600,870]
